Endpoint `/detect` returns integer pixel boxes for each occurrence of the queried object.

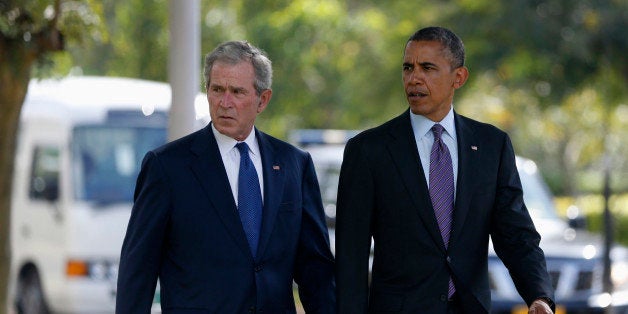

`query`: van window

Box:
[29,146,60,201]
[72,125,166,205]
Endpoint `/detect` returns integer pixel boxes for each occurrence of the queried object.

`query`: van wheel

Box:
[16,269,50,314]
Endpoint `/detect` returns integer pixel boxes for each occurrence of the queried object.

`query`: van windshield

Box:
[72,125,167,205]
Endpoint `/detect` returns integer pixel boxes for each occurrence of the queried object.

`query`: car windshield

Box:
[517,158,559,220]
[71,125,166,205]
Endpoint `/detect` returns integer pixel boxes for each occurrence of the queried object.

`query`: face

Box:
[207,61,272,141]
[402,40,468,122]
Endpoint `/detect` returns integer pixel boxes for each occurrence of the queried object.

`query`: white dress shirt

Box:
[409,106,459,197]
[212,124,265,205]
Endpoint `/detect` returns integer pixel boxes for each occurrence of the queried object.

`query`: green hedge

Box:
[555,193,628,245]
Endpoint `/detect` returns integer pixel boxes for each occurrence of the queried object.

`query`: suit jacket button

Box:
[446,256,451,263]
[248,306,255,312]
[254,265,263,272]
[440,294,447,301]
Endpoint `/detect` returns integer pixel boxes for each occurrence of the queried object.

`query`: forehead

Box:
[210,61,256,86]
[403,40,449,63]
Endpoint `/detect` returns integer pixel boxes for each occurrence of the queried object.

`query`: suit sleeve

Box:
[335,137,374,314]
[116,152,170,313]
[294,153,337,313]
[489,135,555,310]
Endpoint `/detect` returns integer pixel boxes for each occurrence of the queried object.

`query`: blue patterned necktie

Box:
[429,124,456,298]
[235,142,263,257]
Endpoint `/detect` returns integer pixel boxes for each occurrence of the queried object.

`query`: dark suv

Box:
[296,130,628,314]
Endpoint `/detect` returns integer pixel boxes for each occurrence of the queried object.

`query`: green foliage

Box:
[556,194,628,245]
[1,0,105,43]
[1,0,51,36]
[447,0,627,196]
[57,0,105,45]
[61,0,167,81]
[15,0,627,196]
[1,0,106,80]
[448,0,623,103]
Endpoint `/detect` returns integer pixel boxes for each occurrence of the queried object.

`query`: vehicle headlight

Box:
[589,292,613,308]
[582,244,597,260]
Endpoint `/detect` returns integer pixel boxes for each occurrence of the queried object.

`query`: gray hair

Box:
[407,26,465,69]
[203,40,273,95]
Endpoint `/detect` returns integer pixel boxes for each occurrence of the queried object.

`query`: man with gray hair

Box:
[117,40,336,313]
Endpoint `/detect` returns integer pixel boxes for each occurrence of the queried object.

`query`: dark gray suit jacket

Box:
[335,110,553,313]
[117,124,336,313]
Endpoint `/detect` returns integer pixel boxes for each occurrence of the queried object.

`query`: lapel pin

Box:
[471,146,478,151]
[273,165,280,170]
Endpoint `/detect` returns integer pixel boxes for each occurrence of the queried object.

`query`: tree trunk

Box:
[0,38,37,314]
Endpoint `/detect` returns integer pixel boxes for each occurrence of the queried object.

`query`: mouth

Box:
[407,91,428,99]
[217,114,235,120]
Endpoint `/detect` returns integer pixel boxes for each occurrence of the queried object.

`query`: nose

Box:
[409,68,424,84]
[219,92,232,108]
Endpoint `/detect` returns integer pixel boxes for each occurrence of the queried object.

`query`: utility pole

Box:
[168,0,200,141]
[602,152,615,314]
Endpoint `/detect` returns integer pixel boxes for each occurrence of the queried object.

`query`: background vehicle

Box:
[9,76,208,313]
[293,129,628,314]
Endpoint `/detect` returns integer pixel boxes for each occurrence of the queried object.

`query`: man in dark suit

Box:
[335,27,554,314]
[116,40,336,313]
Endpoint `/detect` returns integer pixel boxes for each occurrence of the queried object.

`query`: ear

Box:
[453,66,469,89]
[257,89,272,113]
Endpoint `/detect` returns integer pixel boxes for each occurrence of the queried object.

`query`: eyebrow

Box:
[402,61,439,69]
[209,83,251,95]
[231,86,247,94]
[419,61,438,68]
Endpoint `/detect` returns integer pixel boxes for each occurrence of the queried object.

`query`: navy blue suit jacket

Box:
[117,124,336,313]
[335,110,553,313]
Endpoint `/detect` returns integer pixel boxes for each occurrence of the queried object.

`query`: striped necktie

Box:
[429,124,456,298]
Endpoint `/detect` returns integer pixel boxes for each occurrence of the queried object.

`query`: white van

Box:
[9,76,208,313]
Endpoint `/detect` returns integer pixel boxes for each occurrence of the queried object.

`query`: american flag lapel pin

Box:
[471,146,478,151]
[272,165,280,170]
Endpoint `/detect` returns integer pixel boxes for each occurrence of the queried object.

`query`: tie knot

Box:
[431,124,444,140]
[236,142,250,157]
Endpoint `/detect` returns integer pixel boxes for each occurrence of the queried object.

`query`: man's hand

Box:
[528,299,553,314]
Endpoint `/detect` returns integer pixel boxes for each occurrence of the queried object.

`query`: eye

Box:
[402,65,412,71]
[232,88,248,96]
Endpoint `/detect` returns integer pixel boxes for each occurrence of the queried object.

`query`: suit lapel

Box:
[253,129,284,260]
[386,111,447,253]
[450,113,479,247]
[188,124,253,259]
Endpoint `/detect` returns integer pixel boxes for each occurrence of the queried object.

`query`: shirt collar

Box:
[409,106,457,140]
[211,123,260,157]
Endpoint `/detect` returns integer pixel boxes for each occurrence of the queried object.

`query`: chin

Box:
[214,125,235,137]
[408,104,429,116]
